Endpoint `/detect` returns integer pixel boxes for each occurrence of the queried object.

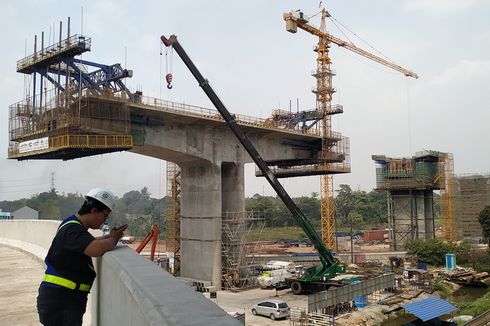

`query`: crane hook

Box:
[166,73,173,89]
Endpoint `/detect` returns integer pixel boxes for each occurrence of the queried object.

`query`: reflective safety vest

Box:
[42,219,92,292]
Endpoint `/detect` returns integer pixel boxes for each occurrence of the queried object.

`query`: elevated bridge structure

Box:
[8,31,350,288]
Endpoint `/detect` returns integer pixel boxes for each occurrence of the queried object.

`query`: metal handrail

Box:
[17,34,91,71]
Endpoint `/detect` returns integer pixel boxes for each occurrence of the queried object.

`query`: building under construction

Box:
[453,174,490,239]
[373,150,455,250]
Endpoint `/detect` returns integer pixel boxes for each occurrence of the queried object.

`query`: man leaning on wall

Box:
[37,188,128,326]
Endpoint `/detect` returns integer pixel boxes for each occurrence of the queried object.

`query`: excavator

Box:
[161,34,345,294]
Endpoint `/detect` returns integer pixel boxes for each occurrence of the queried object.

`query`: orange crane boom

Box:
[283,11,418,79]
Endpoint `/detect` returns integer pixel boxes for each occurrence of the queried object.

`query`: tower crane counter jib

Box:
[160,34,346,294]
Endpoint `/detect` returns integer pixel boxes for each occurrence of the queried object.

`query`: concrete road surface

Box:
[0,245,44,326]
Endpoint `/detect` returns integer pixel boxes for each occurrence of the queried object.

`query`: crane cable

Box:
[328,14,396,65]
[164,43,173,89]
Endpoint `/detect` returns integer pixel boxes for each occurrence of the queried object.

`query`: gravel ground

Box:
[204,287,308,326]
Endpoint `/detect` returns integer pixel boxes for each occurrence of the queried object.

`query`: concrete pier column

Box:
[221,162,245,213]
[221,162,246,286]
[180,161,222,286]
[390,189,435,250]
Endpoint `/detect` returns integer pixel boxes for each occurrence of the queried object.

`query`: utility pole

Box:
[350,218,354,264]
[50,172,55,192]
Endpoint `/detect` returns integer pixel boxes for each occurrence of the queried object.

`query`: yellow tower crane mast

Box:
[283,9,418,249]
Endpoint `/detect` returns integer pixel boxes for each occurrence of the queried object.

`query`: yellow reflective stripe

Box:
[43,274,91,292]
[57,220,82,232]
[79,283,91,292]
[43,274,76,289]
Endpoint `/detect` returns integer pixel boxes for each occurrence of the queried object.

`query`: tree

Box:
[335,184,356,226]
[141,187,151,200]
[478,206,490,247]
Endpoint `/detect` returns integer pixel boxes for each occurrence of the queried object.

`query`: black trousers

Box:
[37,285,88,326]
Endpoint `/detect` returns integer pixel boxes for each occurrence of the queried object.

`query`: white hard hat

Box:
[85,188,116,211]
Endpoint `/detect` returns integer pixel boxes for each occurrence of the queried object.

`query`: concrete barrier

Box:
[0,220,240,326]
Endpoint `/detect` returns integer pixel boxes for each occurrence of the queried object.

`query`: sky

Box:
[1,0,489,201]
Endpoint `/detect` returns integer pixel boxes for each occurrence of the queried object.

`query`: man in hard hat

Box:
[37,188,128,326]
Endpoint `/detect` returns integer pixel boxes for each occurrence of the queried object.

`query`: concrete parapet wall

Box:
[95,245,240,326]
[0,220,241,326]
[0,219,59,259]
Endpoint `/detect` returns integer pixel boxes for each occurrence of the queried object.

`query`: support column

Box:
[221,162,245,213]
[221,162,246,289]
[180,161,222,286]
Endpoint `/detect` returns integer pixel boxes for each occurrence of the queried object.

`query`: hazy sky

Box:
[1,0,489,201]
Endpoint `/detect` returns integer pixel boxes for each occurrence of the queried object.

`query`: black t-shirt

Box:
[44,215,96,287]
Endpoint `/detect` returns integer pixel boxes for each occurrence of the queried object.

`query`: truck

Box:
[160,34,346,294]
[257,261,296,288]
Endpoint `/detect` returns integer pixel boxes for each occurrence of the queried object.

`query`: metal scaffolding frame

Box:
[221,210,265,291]
[373,151,454,248]
[165,162,181,275]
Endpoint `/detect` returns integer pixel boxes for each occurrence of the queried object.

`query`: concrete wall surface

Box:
[0,220,241,326]
[0,219,59,258]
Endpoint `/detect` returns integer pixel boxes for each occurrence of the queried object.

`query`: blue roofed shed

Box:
[403,296,456,323]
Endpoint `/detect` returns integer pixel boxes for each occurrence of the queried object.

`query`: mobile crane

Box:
[161,34,346,294]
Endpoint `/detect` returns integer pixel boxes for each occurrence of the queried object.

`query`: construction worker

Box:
[37,188,128,326]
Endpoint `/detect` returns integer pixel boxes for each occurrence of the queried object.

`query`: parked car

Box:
[251,299,290,320]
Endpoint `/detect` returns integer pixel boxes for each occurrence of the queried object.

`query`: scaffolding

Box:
[165,162,181,275]
[373,150,454,248]
[221,210,265,291]
[440,153,455,241]
[9,24,134,161]
[453,173,490,239]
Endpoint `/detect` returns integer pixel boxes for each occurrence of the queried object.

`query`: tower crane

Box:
[283,9,418,249]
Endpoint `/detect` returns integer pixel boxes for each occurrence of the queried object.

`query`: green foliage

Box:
[457,289,490,317]
[478,206,490,246]
[248,226,306,241]
[334,184,387,227]
[2,184,391,241]
[432,277,451,296]
[245,186,388,230]
[406,239,468,266]
[0,187,167,239]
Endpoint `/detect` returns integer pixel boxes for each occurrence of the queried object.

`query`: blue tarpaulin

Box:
[403,296,456,322]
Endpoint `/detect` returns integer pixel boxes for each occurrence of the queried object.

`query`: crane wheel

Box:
[291,281,303,295]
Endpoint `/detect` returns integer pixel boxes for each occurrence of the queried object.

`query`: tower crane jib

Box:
[283,11,419,79]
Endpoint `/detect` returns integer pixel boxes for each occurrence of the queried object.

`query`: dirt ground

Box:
[127,237,392,255]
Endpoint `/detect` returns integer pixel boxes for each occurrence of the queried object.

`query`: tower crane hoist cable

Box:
[164,42,174,89]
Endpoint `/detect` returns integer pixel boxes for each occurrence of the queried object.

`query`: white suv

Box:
[251,299,290,320]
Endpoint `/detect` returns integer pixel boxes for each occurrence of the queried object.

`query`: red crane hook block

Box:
[166,73,173,89]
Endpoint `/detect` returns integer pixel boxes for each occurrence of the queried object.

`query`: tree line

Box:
[1,184,396,238]
[246,184,389,229]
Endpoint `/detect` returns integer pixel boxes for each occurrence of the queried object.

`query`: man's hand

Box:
[85,224,129,257]
[110,224,128,242]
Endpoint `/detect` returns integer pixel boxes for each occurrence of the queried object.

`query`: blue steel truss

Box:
[17,34,132,105]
